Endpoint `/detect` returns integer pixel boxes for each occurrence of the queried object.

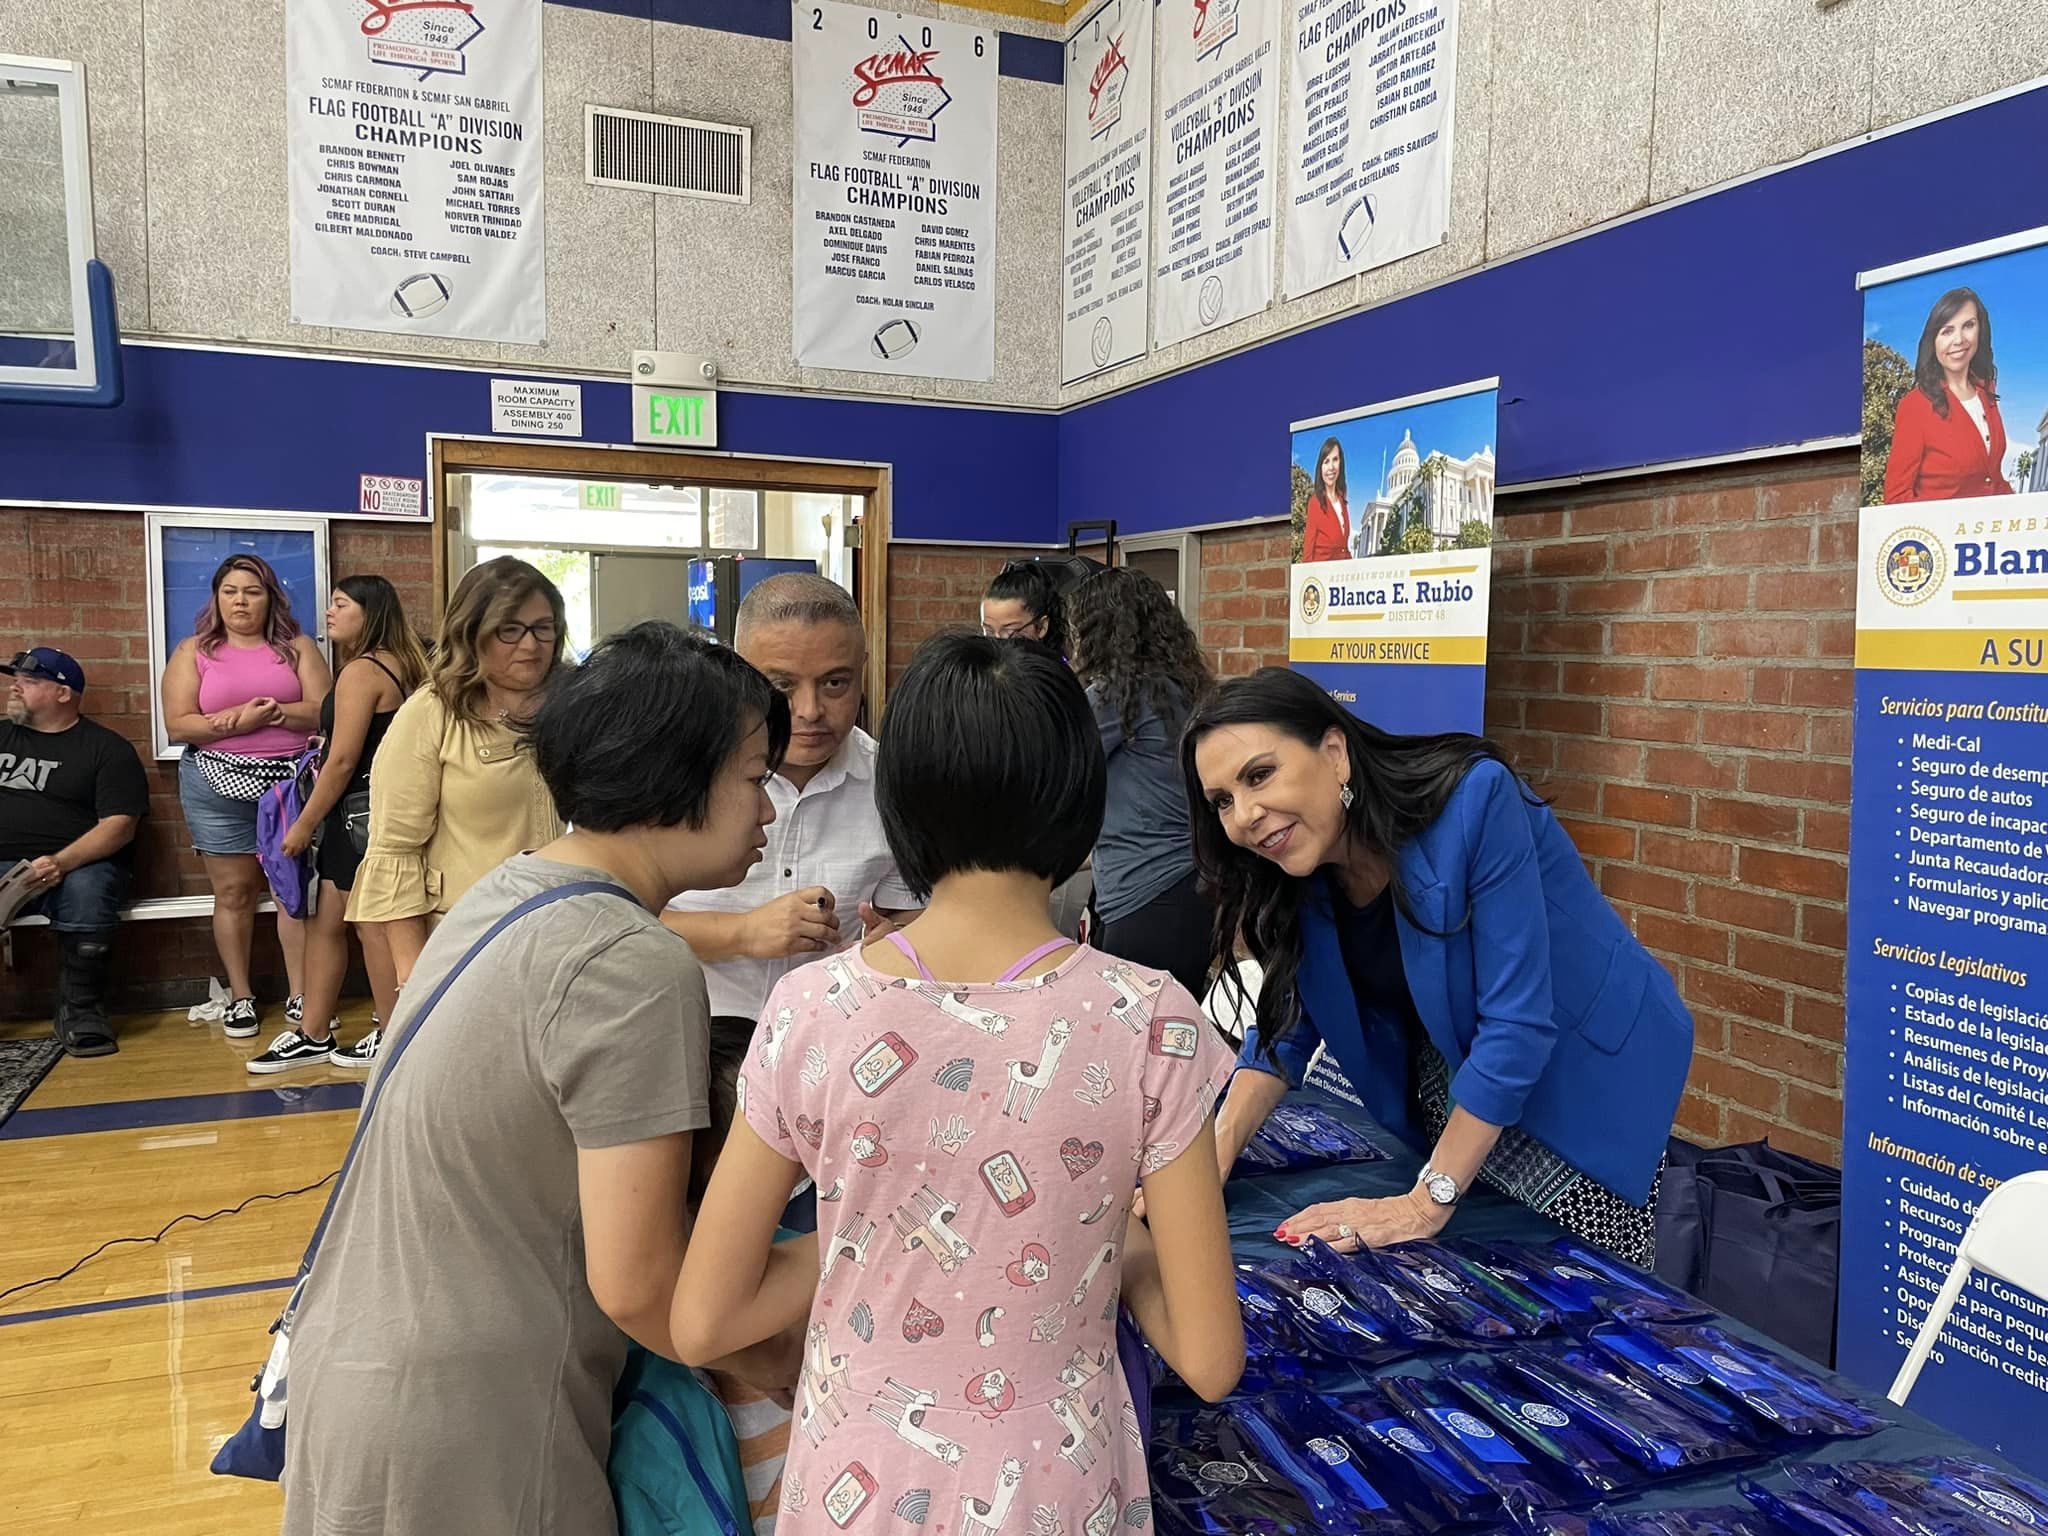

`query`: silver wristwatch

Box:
[1417,1162,1462,1207]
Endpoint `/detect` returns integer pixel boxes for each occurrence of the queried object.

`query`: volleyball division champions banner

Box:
[1284,0,1458,300]
[1152,0,1279,348]
[792,0,999,381]
[1839,229,2048,1475]
[1288,379,1497,733]
[287,0,546,344]
[1061,0,1154,384]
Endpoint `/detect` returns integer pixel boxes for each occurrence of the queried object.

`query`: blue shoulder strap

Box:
[291,880,626,1288]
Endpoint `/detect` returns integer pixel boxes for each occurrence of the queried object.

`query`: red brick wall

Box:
[3,507,432,1017]
[1192,452,1859,1163]
[884,545,1047,686]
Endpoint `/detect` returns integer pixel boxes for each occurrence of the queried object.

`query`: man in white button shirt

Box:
[662,573,915,1030]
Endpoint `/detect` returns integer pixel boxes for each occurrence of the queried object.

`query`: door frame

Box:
[428,436,894,714]
[1116,528,1203,625]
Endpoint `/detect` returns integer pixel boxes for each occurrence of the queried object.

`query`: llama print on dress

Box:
[849,1031,919,1097]
[1002,1017,1074,1123]
[758,1008,794,1070]
[892,1184,976,1274]
[822,954,878,1018]
[1083,1482,1124,1536]
[822,1211,877,1282]
[1100,964,1164,1033]
[960,1456,1028,1536]
[797,1323,852,1449]
[1069,1241,1116,1309]
[1048,1344,1115,1473]
[911,982,1011,1039]
[867,1378,966,1466]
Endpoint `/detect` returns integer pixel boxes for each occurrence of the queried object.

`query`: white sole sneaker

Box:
[224,1002,260,1040]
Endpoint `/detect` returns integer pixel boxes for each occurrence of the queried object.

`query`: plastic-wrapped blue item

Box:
[1257,1258,1414,1366]
[1230,1392,1427,1536]
[1505,1342,1760,1472]
[1297,1236,1452,1349]
[1637,1322,1884,1438]
[1152,1407,1334,1536]
[1917,1459,2048,1536]
[1817,1459,2048,1536]
[1236,1101,1391,1174]
[1593,1507,1782,1536]
[1233,1269,1319,1391]
[1743,1477,1886,1536]
[1585,1326,1772,1445]
[1441,1355,1651,1501]
[1381,1370,1577,1517]
[1774,1463,1958,1536]
[1464,1241,1608,1325]
[1374,1242,1522,1343]
[1545,1239,1712,1324]
[1422,1240,1566,1336]
[1326,1385,1512,1528]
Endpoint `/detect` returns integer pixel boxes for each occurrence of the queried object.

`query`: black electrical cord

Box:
[0,1170,337,1307]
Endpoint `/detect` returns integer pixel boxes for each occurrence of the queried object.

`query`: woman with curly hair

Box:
[1067,565,1214,994]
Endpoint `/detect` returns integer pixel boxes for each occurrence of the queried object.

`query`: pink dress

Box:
[194,640,308,757]
[739,940,1233,1535]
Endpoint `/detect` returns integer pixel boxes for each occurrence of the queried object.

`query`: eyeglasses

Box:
[4,653,58,683]
[493,620,560,647]
[981,621,1038,640]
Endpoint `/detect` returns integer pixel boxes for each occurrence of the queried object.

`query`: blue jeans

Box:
[20,858,128,932]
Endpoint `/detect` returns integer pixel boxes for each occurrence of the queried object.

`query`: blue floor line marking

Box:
[0,1082,365,1141]
[0,1275,295,1328]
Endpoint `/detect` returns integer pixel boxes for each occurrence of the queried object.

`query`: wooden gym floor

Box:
[1,999,375,1534]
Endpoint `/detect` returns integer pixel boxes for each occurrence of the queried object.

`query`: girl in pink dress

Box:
[674,636,1244,1534]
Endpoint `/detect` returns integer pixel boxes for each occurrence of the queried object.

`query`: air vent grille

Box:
[585,105,750,203]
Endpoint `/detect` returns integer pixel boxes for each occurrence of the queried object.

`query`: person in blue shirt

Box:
[1068,566,1212,996]
[1182,668,1693,1266]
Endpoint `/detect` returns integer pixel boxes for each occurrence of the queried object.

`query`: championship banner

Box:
[792,1,998,382]
[1839,228,2048,1475]
[1061,0,1153,384]
[1284,0,1457,300]
[1288,378,1497,733]
[1152,0,1278,349]
[287,0,546,344]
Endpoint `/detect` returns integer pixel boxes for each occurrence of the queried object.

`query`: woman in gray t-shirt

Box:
[282,622,798,1536]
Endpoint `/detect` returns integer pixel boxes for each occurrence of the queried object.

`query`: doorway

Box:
[1119,530,1202,621]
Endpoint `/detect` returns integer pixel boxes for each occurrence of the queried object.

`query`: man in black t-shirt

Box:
[2,648,149,1057]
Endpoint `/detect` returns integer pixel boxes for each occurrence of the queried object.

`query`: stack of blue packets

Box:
[1235,1101,1390,1176]
[1253,1258,1416,1368]
[1591,1509,1786,1536]
[1542,1240,1714,1324]
[1294,1235,1453,1350]
[1152,1404,1351,1536]
[1380,1370,1583,1519]
[1604,1323,1885,1439]
[1364,1243,1524,1344]
[1742,1460,2048,1536]
[1441,1355,1656,1502]
[1502,1340,1768,1473]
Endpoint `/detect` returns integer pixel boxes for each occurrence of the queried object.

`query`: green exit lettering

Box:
[580,483,620,511]
[647,391,705,439]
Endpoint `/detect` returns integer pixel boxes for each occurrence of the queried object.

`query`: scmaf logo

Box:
[1192,0,1240,58]
[1086,33,1129,137]
[1299,577,1326,626]
[1875,527,1945,607]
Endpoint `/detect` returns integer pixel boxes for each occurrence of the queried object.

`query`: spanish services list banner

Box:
[792,1,998,381]
[287,0,546,343]
[1284,0,1457,300]
[1841,226,2048,1475]
[1153,0,1278,348]
[1061,0,1153,384]
[1288,378,1497,733]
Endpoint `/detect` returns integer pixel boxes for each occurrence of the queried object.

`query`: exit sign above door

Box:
[633,385,718,448]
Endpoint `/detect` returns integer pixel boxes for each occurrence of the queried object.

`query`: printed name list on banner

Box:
[286,0,545,343]
[1285,0,1457,299]
[1288,378,1497,733]
[1061,0,1153,384]
[1841,229,2048,1477]
[792,1,997,381]
[1153,0,1278,348]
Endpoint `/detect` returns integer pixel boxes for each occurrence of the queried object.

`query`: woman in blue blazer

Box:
[1182,669,1694,1264]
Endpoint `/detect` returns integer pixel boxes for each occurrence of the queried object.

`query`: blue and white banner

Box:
[1061,0,1153,384]
[1284,0,1457,300]
[792,1,998,381]
[1839,231,2048,1475]
[286,0,546,343]
[1288,378,1496,733]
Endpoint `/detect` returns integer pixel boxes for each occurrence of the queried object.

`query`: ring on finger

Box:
[1336,1223,1353,1240]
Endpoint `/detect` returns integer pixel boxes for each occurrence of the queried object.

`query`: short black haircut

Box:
[877,634,1104,900]
[735,571,864,647]
[525,620,790,831]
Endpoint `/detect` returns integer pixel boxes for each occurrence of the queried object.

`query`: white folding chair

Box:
[1888,1170,2048,1405]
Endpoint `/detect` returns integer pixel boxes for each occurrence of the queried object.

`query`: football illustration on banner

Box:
[390,272,452,320]
[873,318,922,360]
[1339,195,1378,263]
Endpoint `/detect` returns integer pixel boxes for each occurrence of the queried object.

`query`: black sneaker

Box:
[285,995,305,1026]
[246,1029,338,1074]
[328,1028,381,1071]
[224,998,260,1039]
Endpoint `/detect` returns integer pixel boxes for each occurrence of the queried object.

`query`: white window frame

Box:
[0,55,99,393]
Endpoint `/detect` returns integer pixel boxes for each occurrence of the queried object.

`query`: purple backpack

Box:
[256,746,322,919]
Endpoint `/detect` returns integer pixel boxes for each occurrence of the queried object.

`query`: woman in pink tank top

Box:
[162,554,331,1042]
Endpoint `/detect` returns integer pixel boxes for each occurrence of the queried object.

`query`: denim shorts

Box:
[178,750,262,856]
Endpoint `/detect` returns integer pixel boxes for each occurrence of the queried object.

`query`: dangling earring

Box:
[1339,781,1356,812]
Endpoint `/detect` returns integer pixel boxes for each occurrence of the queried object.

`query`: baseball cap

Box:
[1,647,86,693]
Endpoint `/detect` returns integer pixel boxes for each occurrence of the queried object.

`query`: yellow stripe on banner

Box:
[1409,564,1484,578]
[1954,587,2048,602]
[1326,612,1387,623]
[1290,635,1489,666]
[1856,629,2048,672]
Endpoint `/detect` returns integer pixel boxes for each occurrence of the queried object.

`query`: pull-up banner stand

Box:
[1841,225,2048,1475]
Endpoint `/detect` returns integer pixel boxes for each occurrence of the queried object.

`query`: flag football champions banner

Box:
[1840,228,2048,1475]
[1288,378,1497,733]
[792,1,999,381]
[1285,0,1458,299]
[1061,0,1154,384]
[287,0,547,344]
[1153,0,1279,348]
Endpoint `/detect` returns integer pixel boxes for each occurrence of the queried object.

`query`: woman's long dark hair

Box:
[1313,437,1347,509]
[1068,566,1212,740]
[1914,287,1997,420]
[1180,667,1533,1067]
[984,559,1068,656]
[336,574,431,693]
